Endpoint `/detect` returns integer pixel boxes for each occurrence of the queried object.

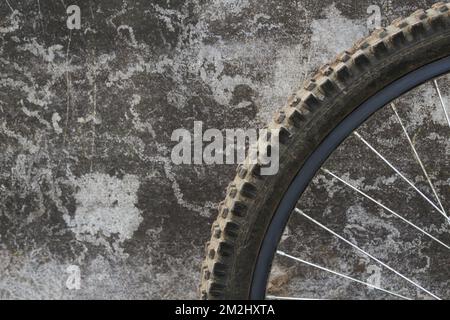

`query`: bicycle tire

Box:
[200,2,450,300]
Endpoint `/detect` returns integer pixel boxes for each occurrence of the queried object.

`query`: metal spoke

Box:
[433,79,450,129]
[391,103,447,218]
[322,168,450,250]
[277,250,411,300]
[268,76,450,301]
[353,131,448,221]
[295,208,441,300]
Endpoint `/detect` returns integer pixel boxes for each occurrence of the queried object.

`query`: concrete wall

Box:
[0,0,443,299]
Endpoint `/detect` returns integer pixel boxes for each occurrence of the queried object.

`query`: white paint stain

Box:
[63,173,143,246]
[310,5,366,62]
[0,10,21,34]
[257,4,367,122]
[18,39,64,63]
[202,0,251,21]
[197,45,254,106]
[0,248,201,299]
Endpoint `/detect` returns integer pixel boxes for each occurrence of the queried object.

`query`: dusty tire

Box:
[200,3,450,299]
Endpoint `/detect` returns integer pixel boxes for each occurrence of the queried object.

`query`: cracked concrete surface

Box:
[0,0,448,299]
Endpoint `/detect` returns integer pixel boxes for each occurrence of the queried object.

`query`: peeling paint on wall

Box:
[63,173,143,252]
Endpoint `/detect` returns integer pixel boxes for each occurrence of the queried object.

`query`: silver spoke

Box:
[391,103,447,218]
[433,79,450,129]
[277,250,411,300]
[322,168,450,250]
[353,131,447,221]
[295,208,441,300]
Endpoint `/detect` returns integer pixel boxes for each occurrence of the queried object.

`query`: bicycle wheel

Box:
[201,3,450,300]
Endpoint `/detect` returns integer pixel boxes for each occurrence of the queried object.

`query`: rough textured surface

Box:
[0,0,447,299]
